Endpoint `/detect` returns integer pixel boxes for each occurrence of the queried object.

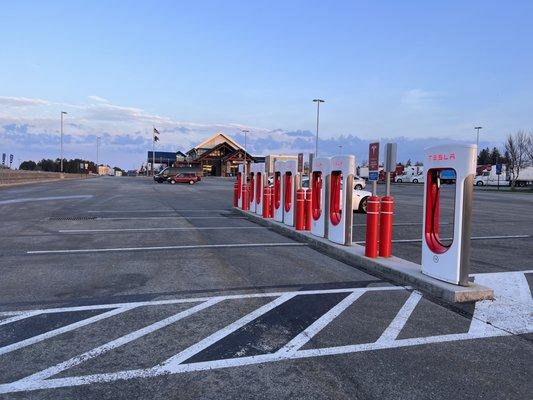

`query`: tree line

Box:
[18,158,123,174]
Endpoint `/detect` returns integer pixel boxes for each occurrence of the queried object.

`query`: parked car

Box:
[169,173,201,185]
[301,176,371,213]
[154,167,180,183]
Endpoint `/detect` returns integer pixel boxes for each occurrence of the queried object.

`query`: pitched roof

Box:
[192,132,243,151]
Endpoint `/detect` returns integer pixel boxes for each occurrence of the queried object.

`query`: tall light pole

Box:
[242,129,249,177]
[96,136,101,169]
[474,126,482,148]
[60,111,67,173]
[313,99,324,157]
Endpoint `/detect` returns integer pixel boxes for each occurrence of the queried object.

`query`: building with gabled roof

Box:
[185,132,261,176]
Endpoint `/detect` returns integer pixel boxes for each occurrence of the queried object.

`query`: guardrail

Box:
[0,169,92,186]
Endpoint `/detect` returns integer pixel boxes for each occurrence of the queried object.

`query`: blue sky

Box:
[1,1,532,168]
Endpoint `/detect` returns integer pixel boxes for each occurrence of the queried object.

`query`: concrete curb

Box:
[234,208,493,303]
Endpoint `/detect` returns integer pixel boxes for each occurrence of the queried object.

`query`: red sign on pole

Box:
[297,153,304,173]
[369,142,380,171]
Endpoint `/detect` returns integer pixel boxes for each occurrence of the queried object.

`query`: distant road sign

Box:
[496,163,503,175]
[1,153,5,165]
[368,171,379,181]
[369,142,379,171]
[297,153,304,173]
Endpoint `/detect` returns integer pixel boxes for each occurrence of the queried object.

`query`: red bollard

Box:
[305,189,312,231]
[365,196,380,258]
[295,189,305,230]
[241,184,249,211]
[233,182,239,207]
[379,196,394,257]
[263,186,271,218]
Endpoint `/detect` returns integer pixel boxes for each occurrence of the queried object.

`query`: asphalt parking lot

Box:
[0,177,531,399]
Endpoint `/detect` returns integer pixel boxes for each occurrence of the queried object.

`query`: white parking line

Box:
[353,234,531,244]
[18,298,223,383]
[0,307,134,356]
[376,291,423,342]
[88,216,247,220]
[59,226,268,233]
[0,195,93,205]
[161,293,297,369]
[86,209,231,213]
[26,242,307,255]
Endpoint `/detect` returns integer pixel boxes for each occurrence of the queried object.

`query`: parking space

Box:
[0,177,531,399]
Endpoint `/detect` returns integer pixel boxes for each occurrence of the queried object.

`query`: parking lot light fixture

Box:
[474,126,482,149]
[60,111,67,173]
[242,129,250,177]
[313,99,325,157]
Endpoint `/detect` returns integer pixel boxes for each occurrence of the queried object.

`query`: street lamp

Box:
[60,111,67,173]
[313,99,324,157]
[474,126,482,148]
[242,129,249,177]
[96,136,101,168]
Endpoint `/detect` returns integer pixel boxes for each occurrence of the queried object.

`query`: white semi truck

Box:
[474,165,533,187]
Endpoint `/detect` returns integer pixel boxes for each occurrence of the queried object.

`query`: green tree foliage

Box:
[19,160,37,170]
[477,147,491,165]
[18,158,105,174]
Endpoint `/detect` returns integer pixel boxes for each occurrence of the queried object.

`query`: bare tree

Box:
[505,130,530,189]
[526,131,533,165]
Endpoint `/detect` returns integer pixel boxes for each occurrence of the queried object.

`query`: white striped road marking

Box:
[0,286,404,317]
[26,242,307,254]
[86,209,231,213]
[353,234,531,244]
[468,270,533,335]
[376,291,423,342]
[160,293,298,369]
[0,307,134,356]
[0,195,93,205]
[0,311,42,326]
[17,298,223,383]
[276,290,366,355]
[0,271,529,394]
[58,226,268,233]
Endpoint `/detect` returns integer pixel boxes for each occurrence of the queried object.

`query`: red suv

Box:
[169,173,200,185]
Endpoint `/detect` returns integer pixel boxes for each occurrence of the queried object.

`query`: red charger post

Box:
[305,189,312,231]
[263,186,271,218]
[295,189,305,230]
[241,184,249,211]
[379,196,394,257]
[365,196,380,257]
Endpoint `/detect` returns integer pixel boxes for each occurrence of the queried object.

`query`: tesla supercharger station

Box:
[311,157,331,238]
[253,163,265,214]
[421,144,476,285]
[328,155,355,245]
[237,164,244,208]
[283,160,299,226]
[273,160,285,222]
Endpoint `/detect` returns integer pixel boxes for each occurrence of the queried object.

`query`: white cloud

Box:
[0,96,50,107]
[88,95,110,103]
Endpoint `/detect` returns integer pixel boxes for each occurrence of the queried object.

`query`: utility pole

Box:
[96,136,101,165]
[474,126,482,149]
[313,99,324,157]
[242,129,249,177]
[60,111,67,173]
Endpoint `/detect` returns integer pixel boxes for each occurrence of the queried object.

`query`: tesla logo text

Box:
[428,152,456,161]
